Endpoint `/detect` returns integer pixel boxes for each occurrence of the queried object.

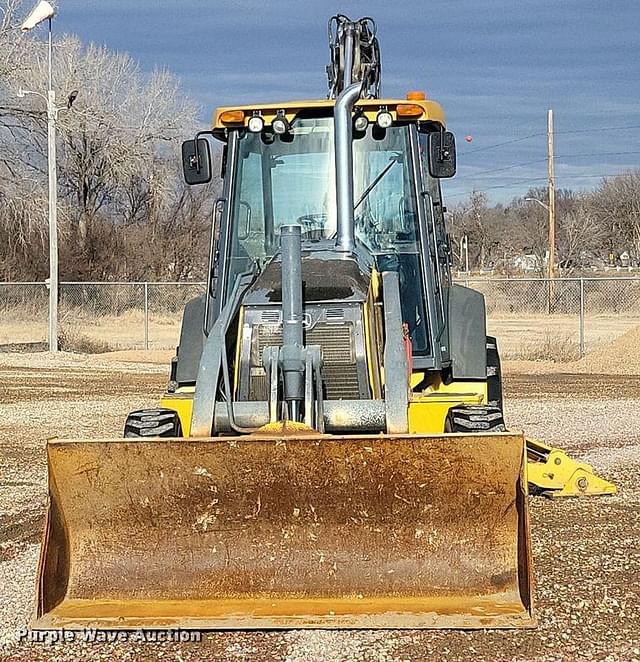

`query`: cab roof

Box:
[211,97,446,132]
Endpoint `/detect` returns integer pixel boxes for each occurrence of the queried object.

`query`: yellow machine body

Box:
[31,21,613,628]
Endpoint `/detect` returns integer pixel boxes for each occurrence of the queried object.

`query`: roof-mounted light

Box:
[248,112,264,133]
[354,113,369,132]
[219,109,245,125]
[376,110,393,129]
[396,103,424,118]
[272,109,290,135]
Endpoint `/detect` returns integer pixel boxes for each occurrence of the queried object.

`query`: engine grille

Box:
[248,322,360,400]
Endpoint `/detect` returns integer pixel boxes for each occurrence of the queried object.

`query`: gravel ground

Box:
[0,352,638,661]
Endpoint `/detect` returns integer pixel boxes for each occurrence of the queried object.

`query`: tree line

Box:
[1,0,638,281]
[0,0,221,281]
[447,174,640,275]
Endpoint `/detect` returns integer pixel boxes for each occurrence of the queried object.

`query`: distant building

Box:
[513,253,541,272]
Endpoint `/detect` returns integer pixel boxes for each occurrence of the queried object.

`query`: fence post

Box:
[579,277,585,357]
[144,282,149,351]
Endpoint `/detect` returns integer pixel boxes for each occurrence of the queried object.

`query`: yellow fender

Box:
[526,438,617,498]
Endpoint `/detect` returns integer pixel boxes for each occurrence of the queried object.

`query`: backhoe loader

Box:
[33,15,615,630]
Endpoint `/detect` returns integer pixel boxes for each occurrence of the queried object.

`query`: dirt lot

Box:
[0,352,639,661]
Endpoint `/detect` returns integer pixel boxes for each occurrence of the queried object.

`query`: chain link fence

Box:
[0,282,49,347]
[1,278,639,359]
[1,282,205,352]
[463,277,640,360]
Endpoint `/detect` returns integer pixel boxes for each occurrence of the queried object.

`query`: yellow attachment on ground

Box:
[526,438,617,498]
[34,432,533,630]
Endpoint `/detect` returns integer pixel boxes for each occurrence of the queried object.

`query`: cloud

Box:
[56,0,640,202]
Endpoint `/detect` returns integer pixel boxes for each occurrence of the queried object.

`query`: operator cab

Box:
[182,99,456,367]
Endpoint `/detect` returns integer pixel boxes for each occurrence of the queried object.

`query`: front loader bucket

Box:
[34,433,534,629]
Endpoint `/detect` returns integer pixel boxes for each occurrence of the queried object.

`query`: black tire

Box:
[445,404,506,433]
[124,408,182,438]
[486,335,503,410]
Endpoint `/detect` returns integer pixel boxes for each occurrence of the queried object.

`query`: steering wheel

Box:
[295,214,329,240]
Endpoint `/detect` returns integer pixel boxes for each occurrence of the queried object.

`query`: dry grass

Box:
[488,314,640,357]
[58,328,116,354]
[0,312,181,349]
[3,310,640,364]
[505,332,583,363]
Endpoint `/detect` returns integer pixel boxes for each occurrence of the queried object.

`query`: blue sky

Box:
[53,0,640,203]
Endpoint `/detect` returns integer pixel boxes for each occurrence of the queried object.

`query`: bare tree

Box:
[0,0,220,281]
[592,171,640,262]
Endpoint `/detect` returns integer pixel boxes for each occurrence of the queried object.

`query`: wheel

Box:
[445,404,506,433]
[486,335,503,410]
[124,408,182,438]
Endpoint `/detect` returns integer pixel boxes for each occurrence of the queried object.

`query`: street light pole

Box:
[547,109,556,312]
[46,18,59,352]
[547,109,555,280]
[21,1,58,351]
[525,192,555,314]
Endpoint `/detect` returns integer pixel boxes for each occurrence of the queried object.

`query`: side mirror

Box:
[182,138,212,185]
[428,131,456,178]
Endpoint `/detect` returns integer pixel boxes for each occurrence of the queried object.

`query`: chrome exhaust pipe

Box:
[334,81,361,253]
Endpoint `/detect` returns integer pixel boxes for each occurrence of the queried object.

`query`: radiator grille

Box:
[249,322,360,400]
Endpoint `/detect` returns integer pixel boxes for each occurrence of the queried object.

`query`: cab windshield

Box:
[227,116,418,274]
[226,115,431,356]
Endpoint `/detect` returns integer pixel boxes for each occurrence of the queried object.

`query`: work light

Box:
[248,113,264,133]
[354,114,369,132]
[272,110,290,134]
[376,110,393,129]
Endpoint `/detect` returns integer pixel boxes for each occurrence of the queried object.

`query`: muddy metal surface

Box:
[0,353,638,661]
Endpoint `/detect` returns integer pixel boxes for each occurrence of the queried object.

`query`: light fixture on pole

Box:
[524,197,550,212]
[20,0,55,32]
[21,0,59,352]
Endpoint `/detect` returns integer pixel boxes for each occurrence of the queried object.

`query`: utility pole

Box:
[547,108,556,314]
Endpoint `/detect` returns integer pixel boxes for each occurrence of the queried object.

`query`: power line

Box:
[445,169,640,199]
[557,149,640,159]
[460,150,640,179]
[459,133,544,155]
[462,158,545,177]
[556,124,640,136]
[446,178,547,198]
[458,124,640,157]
